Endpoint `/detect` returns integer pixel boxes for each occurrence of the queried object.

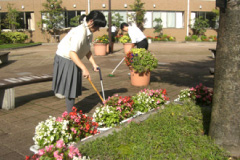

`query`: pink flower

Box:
[62,111,68,118]
[74,118,80,123]
[157,100,160,104]
[56,139,64,149]
[45,144,54,152]
[54,150,59,158]
[38,149,45,156]
[56,117,63,122]
[116,107,122,112]
[71,127,77,134]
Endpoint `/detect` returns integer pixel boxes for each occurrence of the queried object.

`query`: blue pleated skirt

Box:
[52,54,82,98]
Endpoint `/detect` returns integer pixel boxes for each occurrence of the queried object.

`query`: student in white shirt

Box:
[120,22,148,50]
[52,11,106,113]
[111,24,117,42]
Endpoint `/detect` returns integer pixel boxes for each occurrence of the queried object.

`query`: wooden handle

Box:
[87,78,104,103]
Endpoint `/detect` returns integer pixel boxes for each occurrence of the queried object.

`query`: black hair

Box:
[85,10,106,28]
[120,22,129,30]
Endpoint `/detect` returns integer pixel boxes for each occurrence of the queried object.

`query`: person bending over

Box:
[52,11,107,113]
[120,22,148,50]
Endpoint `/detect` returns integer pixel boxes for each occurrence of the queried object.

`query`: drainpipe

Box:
[88,0,91,13]
[186,0,190,36]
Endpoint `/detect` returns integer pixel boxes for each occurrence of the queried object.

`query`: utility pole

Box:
[108,0,112,53]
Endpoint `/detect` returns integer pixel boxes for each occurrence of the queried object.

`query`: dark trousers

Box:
[136,38,148,50]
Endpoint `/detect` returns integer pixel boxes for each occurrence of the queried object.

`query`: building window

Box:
[152,11,184,28]
[0,12,35,30]
[65,10,84,28]
[191,11,218,29]
[101,11,127,27]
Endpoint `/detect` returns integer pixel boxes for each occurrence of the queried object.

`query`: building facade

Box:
[0,0,217,42]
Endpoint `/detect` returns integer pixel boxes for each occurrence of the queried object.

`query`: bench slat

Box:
[0,74,53,89]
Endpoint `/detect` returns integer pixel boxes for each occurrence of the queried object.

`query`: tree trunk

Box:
[209,0,240,157]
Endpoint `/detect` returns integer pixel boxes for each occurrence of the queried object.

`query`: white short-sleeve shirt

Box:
[56,18,93,60]
[128,26,146,43]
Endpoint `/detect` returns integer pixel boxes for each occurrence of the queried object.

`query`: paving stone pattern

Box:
[0,42,216,160]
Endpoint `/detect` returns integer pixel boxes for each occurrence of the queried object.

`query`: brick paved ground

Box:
[0,42,216,160]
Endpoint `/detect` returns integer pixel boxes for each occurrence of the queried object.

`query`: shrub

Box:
[1,32,28,43]
[191,35,198,41]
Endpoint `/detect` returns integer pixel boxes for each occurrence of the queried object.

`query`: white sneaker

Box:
[55,93,65,99]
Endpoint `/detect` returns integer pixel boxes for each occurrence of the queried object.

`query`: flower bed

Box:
[29,88,170,157]
[185,35,217,42]
[93,89,169,128]
[33,107,98,148]
[26,140,90,160]
[175,83,213,106]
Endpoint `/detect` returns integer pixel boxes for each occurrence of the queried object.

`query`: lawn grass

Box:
[78,102,229,160]
[0,42,42,50]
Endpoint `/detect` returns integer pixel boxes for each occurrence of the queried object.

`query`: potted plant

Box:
[93,35,109,56]
[125,48,158,86]
[119,34,133,54]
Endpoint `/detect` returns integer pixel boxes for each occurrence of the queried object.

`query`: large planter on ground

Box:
[94,34,109,56]
[125,48,158,87]
[94,43,107,56]
[119,34,132,54]
[130,69,150,86]
[123,43,133,54]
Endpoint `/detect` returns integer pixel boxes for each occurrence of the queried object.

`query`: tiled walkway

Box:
[0,42,216,160]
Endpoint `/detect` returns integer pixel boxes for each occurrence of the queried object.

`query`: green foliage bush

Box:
[79,102,229,159]
[1,32,28,43]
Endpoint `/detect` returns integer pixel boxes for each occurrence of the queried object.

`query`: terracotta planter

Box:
[130,69,150,86]
[94,43,107,56]
[123,43,133,55]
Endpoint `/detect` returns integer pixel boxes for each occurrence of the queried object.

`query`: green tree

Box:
[40,0,65,42]
[4,3,20,31]
[191,16,209,36]
[112,12,124,28]
[153,18,163,37]
[70,15,80,27]
[209,0,240,157]
[129,0,146,30]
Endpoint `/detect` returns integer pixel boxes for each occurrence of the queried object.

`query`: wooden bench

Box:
[0,74,53,110]
[0,51,10,64]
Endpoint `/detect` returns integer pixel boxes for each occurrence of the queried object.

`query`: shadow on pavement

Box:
[0,60,16,68]
[75,88,128,113]
[151,58,215,88]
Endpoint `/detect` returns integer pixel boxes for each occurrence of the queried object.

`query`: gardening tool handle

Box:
[111,57,125,74]
[97,67,103,80]
[87,77,104,103]
[97,67,105,101]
